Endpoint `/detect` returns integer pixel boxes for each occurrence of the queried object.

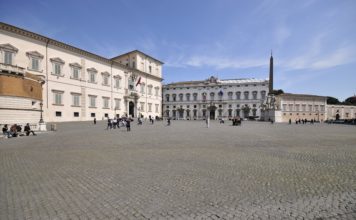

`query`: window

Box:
[148,85,153,95]
[0,44,18,65]
[55,111,62,117]
[141,83,146,94]
[53,91,63,105]
[148,103,152,112]
[309,105,313,112]
[244,91,249,100]
[89,96,96,108]
[103,97,110,109]
[228,92,233,100]
[193,93,198,101]
[26,51,44,71]
[155,104,159,113]
[186,93,190,101]
[172,94,176,102]
[166,94,170,102]
[149,65,152,73]
[4,51,13,65]
[74,112,79,117]
[114,76,121,88]
[115,99,121,110]
[50,57,65,76]
[31,58,39,70]
[140,102,145,111]
[179,94,183,101]
[252,91,257,100]
[155,87,159,96]
[302,104,306,111]
[102,72,110,86]
[320,105,325,111]
[70,63,82,80]
[91,113,96,117]
[283,104,287,111]
[289,104,293,111]
[87,68,98,83]
[72,94,81,107]
[295,104,300,111]
[261,91,266,99]
[236,92,241,100]
[315,105,319,111]
[210,92,215,100]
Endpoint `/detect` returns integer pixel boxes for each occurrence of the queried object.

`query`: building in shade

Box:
[0,22,163,124]
[162,76,269,120]
[326,104,356,120]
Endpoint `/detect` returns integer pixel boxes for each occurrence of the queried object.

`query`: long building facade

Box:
[0,22,163,124]
[162,76,269,120]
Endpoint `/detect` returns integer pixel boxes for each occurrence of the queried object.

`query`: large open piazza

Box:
[1,120,355,219]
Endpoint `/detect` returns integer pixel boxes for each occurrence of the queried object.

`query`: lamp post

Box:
[39,102,44,123]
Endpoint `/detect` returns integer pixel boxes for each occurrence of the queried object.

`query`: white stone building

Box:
[261,93,327,123]
[326,105,356,120]
[0,22,163,123]
[163,76,269,120]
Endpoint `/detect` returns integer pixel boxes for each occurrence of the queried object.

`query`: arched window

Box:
[244,91,249,100]
[252,91,258,100]
[236,92,241,100]
[179,93,183,101]
[193,93,198,101]
[172,94,177,102]
[210,92,215,100]
[261,91,266,99]
[228,92,233,100]
[166,94,170,102]
[186,93,191,101]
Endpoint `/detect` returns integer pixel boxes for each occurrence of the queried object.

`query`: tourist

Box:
[206,117,210,128]
[126,118,131,131]
[10,124,18,137]
[24,123,37,136]
[94,117,96,125]
[107,118,112,130]
[113,118,117,129]
[289,118,291,124]
[167,117,171,126]
[2,124,11,138]
[137,117,143,125]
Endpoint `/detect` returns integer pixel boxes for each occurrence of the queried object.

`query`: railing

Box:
[0,63,25,75]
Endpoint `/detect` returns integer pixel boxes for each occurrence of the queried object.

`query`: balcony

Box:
[0,63,25,76]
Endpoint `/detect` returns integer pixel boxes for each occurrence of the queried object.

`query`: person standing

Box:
[167,117,171,126]
[126,118,131,131]
[206,117,210,128]
[94,117,96,125]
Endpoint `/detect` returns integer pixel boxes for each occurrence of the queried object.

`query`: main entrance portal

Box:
[129,101,134,117]
[210,110,215,120]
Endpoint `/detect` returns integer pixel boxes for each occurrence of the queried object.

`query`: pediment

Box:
[50,57,65,64]
[26,51,44,59]
[0,43,19,52]
[69,62,82,68]
[87,67,98,73]
[101,71,110,76]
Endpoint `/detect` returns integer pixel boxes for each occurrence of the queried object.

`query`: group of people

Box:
[2,123,36,138]
[289,118,317,124]
[103,117,132,131]
[232,116,242,126]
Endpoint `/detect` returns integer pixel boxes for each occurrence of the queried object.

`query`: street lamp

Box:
[39,102,44,123]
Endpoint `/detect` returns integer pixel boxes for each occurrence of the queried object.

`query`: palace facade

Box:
[0,22,163,124]
[162,76,269,120]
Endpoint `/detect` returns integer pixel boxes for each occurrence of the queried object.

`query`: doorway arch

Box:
[129,101,135,117]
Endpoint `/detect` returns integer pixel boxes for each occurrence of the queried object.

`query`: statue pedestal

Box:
[38,122,47,131]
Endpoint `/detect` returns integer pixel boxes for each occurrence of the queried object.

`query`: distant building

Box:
[261,93,327,123]
[0,22,163,124]
[326,105,356,120]
[162,76,269,120]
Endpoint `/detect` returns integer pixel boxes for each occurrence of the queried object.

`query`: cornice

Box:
[0,22,164,82]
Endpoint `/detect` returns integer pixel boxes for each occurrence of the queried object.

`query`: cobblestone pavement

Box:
[1,120,356,219]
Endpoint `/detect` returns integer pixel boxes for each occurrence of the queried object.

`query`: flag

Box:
[136,76,141,86]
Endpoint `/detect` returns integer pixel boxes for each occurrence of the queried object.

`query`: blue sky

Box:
[1,0,356,100]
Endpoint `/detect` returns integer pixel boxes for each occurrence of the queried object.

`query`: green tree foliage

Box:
[327,96,341,105]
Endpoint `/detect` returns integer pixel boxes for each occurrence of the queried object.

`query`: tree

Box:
[327,96,341,105]
[343,96,356,106]
[269,89,284,95]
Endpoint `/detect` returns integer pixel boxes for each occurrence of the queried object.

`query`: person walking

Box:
[167,117,171,126]
[206,117,210,128]
[94,117,96,125]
